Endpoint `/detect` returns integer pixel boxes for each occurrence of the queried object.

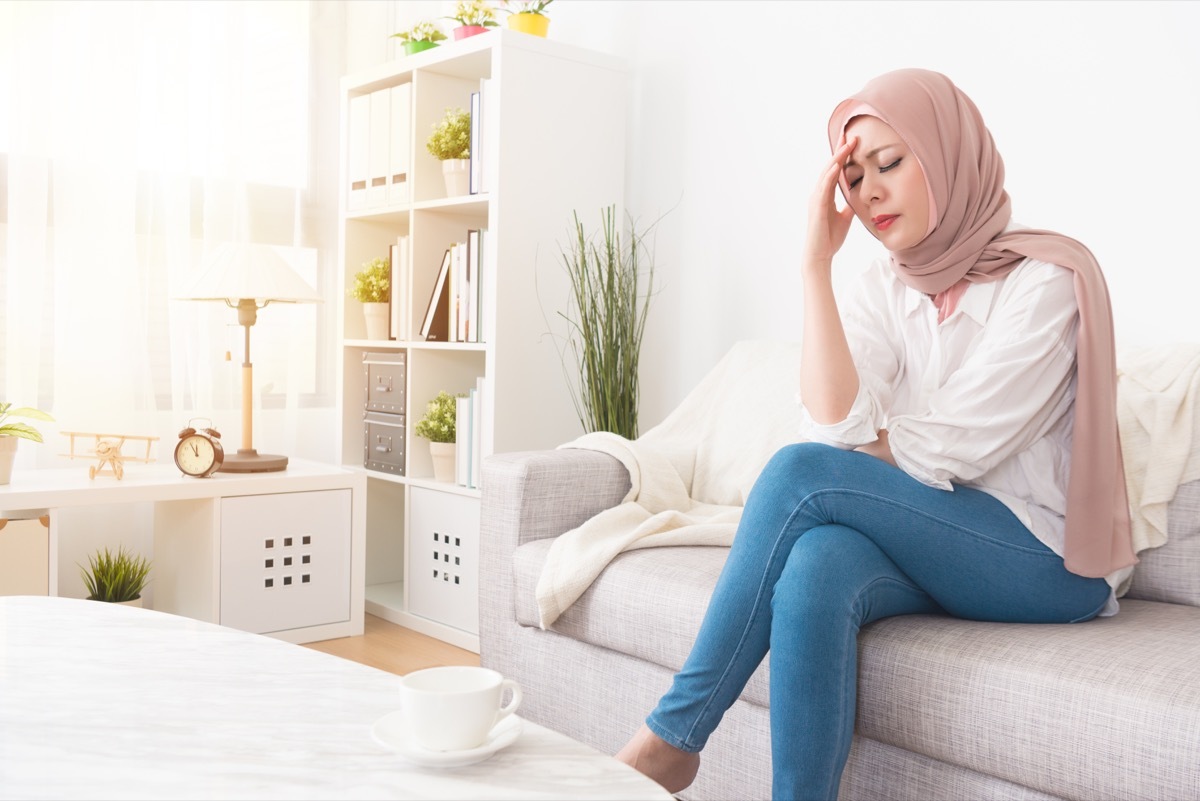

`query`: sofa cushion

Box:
[857,600,1200,801]
[510,540,776,699]
[1124,478,1200,606]
[512,541,1200,800]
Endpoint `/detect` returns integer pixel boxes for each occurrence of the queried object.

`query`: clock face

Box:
[176,434,218,477]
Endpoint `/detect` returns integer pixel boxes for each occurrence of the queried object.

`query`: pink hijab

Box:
[828,69,1135,579]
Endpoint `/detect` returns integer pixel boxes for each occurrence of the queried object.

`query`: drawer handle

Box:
[374,435,392,454]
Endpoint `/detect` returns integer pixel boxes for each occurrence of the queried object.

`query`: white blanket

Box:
[1116,343,1200,558]
[534,340,804,628]
[535,341,1200,628]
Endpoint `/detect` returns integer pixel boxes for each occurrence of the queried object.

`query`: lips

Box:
[872,214,899,231]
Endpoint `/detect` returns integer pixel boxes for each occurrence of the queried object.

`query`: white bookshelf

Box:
[336,30,627,651]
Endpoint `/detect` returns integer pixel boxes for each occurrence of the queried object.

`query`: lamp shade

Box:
[180,243,321,304]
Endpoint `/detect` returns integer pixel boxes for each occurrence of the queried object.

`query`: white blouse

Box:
[798,255,1130,614]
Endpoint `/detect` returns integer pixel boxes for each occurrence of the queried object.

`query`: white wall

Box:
[368,0,1200,430]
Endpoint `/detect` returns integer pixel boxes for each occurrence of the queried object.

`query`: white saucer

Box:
[371,710,523,768]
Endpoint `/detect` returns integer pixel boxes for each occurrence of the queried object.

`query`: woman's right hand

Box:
[804,135,859,269]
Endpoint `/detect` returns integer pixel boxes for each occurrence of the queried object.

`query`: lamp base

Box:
[217,449,288,473]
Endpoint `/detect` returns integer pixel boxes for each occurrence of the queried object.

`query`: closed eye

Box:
[846,157,902,190]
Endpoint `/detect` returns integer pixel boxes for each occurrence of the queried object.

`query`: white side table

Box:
[0,459,365,643]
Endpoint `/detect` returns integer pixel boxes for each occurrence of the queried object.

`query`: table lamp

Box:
[180,243,321,472]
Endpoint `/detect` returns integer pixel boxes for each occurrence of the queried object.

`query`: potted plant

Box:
[79,545,152,607]
[445,0,498,39]
[390,20,448,56]
[0,402,55,485]
[557,204,658,439]
[426,107,472,197]
[501,0,553,37]
[414,390,464,482]
[348,257,391,340]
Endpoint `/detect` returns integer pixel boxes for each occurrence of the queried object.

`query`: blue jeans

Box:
[645,442,1110,801]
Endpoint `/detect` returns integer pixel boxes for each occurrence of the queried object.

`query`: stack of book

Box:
[418,229,487,343]
[454,377,488,490]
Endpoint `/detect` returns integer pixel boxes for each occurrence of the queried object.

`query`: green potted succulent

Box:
[80,545,153,607]
[415,390,465,482]
[348,257,391,340]
[0,402,55,485]
[445,0,498,39]
[426,107,472,196]
[391,20,447,56]
[502,0,553,36]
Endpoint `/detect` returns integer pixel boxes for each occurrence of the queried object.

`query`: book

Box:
[466,229,481,343]
[389,235,410,340]
[478,78,493,194]
[455,395,471,487]
[470,375,484,489]
[387,83,411,205]
[347,93,370,210]
[367,88,391,207]
[419,249,452,341]
[469,90,482,195]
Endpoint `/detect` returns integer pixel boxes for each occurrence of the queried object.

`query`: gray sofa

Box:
[479,363,1200,800]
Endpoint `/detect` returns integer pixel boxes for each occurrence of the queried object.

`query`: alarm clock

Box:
[174,419,224,478]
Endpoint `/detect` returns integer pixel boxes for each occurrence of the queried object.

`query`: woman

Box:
[614,69,1138,801]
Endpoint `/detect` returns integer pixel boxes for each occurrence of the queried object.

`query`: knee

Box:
[772,526,866,617]
[754,442,857,496]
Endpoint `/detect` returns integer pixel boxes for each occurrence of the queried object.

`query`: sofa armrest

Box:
[478,449,630,666]
[481,449,631,547]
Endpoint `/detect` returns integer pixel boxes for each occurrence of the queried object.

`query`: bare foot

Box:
[615,724,701,794]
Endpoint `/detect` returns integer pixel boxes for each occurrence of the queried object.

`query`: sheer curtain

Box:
[0,0,344,469]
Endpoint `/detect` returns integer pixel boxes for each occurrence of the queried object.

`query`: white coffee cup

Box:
[399,666,522,752]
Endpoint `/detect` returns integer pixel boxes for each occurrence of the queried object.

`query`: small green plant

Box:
[0,402,55,443]
[414,391,465,443]
[390,20,448,44]
[80,546,152,603]
[426,107,471,161]
[502,0,554,15]
[446,0,499,27]
[557,205,658,440]
[348,257,390,303]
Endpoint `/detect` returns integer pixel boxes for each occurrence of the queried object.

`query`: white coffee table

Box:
[0,596,672,800]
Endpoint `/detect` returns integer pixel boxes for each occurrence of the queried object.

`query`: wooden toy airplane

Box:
[61,431,160,480]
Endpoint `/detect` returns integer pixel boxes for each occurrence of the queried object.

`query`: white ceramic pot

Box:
[442,158,470,197]
[429,441,456,483]
[0,437,18,485]
[362,302,390,341]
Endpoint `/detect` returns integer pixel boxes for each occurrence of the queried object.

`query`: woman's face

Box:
[841,115,930,251]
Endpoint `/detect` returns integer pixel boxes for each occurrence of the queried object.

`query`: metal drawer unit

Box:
[363,351,406,414]
[363,351,407,474]
[364,411,405,474]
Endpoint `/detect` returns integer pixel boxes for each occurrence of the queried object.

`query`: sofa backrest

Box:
[1123,478,1200,608]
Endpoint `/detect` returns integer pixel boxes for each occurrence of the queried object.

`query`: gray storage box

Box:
[363,351,406,414]
[364,411,405,474]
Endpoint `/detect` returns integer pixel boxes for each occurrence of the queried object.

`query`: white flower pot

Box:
[362,302,390,341]
[0,437,18,485]
[429,441,456,483]
[442,158,470,197]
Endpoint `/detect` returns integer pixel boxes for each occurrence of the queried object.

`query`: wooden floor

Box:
[304,614,479,676]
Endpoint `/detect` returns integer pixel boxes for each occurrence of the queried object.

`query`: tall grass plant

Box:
[558,205,656,439]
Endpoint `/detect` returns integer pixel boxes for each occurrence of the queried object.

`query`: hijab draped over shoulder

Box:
[827,68,1135,579]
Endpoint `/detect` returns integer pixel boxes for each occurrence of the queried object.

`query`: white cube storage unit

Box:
[219,490,352,636]
[408,486,480,634]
